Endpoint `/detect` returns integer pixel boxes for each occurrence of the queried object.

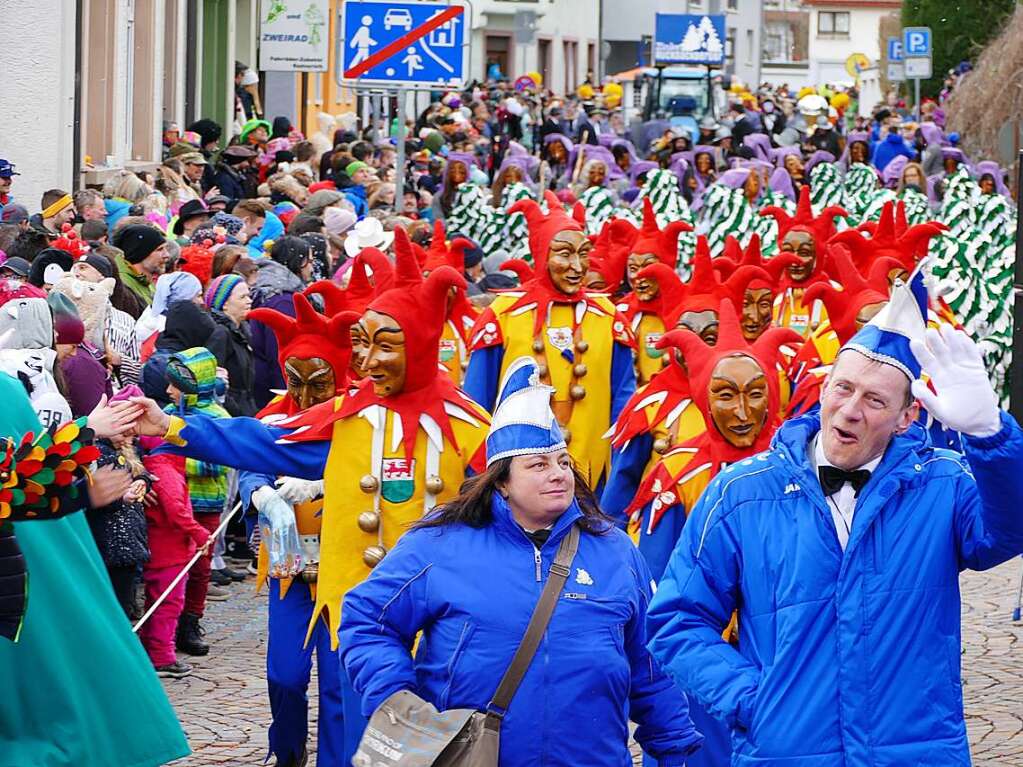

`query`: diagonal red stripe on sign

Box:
[344,5,463,80]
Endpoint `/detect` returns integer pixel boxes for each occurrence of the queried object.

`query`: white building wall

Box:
[808,6,889,84]
[0,0,76,208]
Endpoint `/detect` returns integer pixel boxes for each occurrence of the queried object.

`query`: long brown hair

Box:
[414,456,611,534]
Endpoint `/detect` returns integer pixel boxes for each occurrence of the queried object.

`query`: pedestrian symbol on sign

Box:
[349,15,378,67]
[402,47,424,77]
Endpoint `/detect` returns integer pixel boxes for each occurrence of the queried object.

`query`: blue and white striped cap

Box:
[485,357,566,466]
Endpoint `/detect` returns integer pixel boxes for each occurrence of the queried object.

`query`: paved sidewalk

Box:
[165,559,1023,766]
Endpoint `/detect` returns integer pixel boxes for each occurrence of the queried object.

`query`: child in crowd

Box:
[140,437,210,679]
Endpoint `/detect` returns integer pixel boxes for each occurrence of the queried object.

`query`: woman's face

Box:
[903,166,923,189]
[548,142,566,163]
[615,152,631,172]
[784,154,803,176]
[588,163,606,187]
[500,450,575,524]
[379,186,395,205]
[504,166,523,185]
[448,161,468,185]
[743,171,760,200]
[979,176,996,195]
[222,281,252,322]
[695,153,712,174]
[943,157,959,174]
[850,142,868,164]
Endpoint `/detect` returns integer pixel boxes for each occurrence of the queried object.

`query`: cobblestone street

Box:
[165,559,1023,766]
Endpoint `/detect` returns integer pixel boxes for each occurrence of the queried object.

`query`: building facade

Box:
[803,0,900,84]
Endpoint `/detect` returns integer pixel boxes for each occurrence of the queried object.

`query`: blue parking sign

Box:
[902,27,931,57]
[340,1,470,87]
[887,37,903,62]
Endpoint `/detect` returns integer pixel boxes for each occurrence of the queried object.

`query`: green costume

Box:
[635,169,696,276]
[0,372,189,766]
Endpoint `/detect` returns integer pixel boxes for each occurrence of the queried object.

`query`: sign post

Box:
[902,26,932,121]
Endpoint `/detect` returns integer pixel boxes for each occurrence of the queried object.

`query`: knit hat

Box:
[113,224,166,264]
[322,206,357,236]
[247,292,358,386]
[366,227,465,393]
[345,160,371,178]
[166,347,228,414]
[486,357,566,466]
[78,253,115,279]
[204,273,245,311]
[152,271,203,316]
[177,239,216,285]
[54,313,84,346]
[28,248,74,288]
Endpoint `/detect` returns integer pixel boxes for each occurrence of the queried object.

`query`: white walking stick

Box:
[133,502,241,633]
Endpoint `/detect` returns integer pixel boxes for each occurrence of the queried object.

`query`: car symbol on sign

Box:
[384,8,413,31]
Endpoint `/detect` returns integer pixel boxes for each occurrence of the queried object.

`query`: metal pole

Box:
[395,87,407,213]
[914,77,920,122]
[1009,149,1023,422]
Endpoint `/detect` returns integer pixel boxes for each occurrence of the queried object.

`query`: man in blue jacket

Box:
[871,126,916,174]
[648,271,1023,767]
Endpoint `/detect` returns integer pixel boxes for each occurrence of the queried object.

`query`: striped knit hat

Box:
[204,273,244,311]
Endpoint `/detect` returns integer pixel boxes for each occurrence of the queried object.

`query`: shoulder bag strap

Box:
[486,523,580,719]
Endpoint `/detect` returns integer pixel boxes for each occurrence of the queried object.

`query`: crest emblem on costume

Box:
[381,458,416,503]
[546,326,573,352]
[644,332,664,359]
[438,338,457,363]
[575,567,594,586]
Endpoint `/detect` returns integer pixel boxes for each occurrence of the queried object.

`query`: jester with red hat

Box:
[760,186,847,338]
[624,298,801,767]
[463,190,636,489]
[132,227,490,766]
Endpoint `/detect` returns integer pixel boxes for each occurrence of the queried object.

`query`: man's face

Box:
[626,252,659,302]
[546,230,591,296]
[678,309,719,345]
[784,155,803,176]
[284,356,337,410]
[250,127,269,144]
[81,202,106,222]
[353,167,375,186]
[820,350,918,470]
[708,354,769,449]
[780,230,816,282]
[184,162,205,182]
[50,206,77,231]
[0,176,11,195]
[980,177,996,195]
[138,244,169,278]
[354,310,406,397]
[741,287,774,341]
[183,214,210,235]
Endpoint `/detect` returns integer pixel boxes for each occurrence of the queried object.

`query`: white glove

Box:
[910,324,1001,438]
[275,477,325,505]
[251,485,303,578]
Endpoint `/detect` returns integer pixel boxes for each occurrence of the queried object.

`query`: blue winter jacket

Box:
[871,132,916,173]
[344,185,368,220]
[340,495,703,766]
[648,411,1023,767]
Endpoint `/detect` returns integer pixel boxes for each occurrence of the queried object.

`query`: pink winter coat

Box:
[141,451,209,569]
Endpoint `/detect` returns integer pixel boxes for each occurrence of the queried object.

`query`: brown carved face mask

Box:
[708,354,769,449]
[627,252,660,302]
[285,357,337,411]
[781,230,816,282]
[546,230,592,296]
[353,310,407,397]
[741,287,774,341]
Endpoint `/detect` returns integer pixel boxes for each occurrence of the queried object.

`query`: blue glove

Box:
[251,486,303,578]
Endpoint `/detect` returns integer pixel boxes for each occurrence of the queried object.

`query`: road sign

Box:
[887,62,905,82]
[654,14,726,66]
[340,1,470,88]
[845,52,870,79]
[904,57,932,79]
[902,26,932,57]
[259,0,330,71]
[886,37,903,62]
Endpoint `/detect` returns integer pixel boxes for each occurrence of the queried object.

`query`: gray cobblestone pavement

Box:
[164,559,1023,766]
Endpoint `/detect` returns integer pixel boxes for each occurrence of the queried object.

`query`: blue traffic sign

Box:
[654,14,726,66]
[902,26,932,58]
[340,1,470,87]
[887,37,903,62]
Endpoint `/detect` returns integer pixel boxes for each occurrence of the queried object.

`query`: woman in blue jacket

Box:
[340,357,702,766]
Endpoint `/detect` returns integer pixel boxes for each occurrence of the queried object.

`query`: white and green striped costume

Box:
[842,163,880,223]
[445,182,506,256]
[700,183,775,257]
[632,169,696,276]
[579,185,617,236]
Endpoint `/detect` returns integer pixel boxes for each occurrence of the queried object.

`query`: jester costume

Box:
[242,292,360,767]
[0,372,189,765]
[624,302,800,767]
[464,190,636,489]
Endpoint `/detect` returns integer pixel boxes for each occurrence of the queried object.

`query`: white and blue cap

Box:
[485,356,566,466]
[843,262,929,380]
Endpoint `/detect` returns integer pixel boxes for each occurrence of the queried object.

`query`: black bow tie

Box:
[818,465,872,498]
